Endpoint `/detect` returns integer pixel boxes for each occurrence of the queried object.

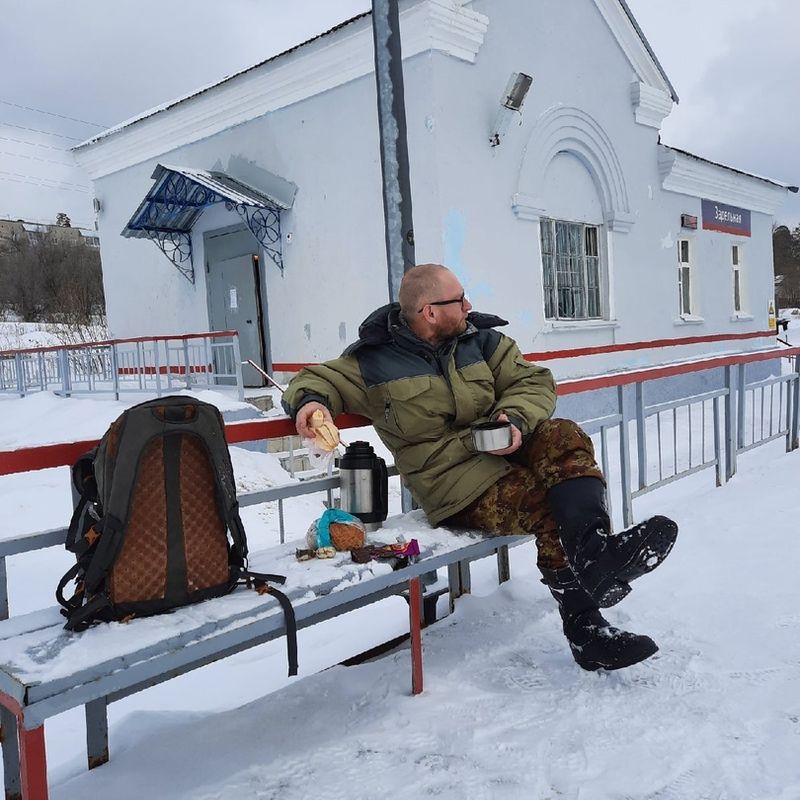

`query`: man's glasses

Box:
[417,292,467,314]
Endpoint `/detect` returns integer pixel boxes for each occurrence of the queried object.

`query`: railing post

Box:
[737,362,746,450]
[713,395,723,487]
[153,339,163,397]
[59,348,72,397]
[110,343,120,401]
[231,335,245,401]
[618,385,634,527]
[724,365,737,480]
[14,352,24,397]
[183,339,192,390]
[635,381,647,490]
[791,355,800,451]
[136,341,144,391]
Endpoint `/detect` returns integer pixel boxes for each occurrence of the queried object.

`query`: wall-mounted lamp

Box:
[680,213,698,230]
[92,197,102,215]
[489,72,533,148]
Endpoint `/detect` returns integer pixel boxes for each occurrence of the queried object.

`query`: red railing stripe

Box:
[0,330,238,358]
[0,414,371,476]
[2,347,797,478]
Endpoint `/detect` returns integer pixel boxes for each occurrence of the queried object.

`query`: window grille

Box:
[540,218,602,320]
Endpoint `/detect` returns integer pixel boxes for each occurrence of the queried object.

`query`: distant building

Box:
[72,0,794,391]
[0,218,100,248]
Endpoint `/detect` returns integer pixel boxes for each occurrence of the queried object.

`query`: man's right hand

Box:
[294,401,334,440]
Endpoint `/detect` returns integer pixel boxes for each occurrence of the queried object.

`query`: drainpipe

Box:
[371,0,416,303]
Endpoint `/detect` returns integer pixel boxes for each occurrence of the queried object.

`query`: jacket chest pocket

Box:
[458,362,496,420]
[385,376,433,436]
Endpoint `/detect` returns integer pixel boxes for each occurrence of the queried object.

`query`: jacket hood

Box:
[344,303,508,355]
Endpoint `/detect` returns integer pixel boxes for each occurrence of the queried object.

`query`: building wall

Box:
[87,0,785,387]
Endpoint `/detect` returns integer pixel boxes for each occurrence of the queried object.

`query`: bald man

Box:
[283,264,677,671]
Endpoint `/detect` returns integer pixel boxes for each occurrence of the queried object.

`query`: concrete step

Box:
[279,452,315,473]
[267,434,304,454]
[245,394,274,412]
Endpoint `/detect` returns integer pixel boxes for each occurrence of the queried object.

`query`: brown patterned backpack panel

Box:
[57,395,299,677]
[61,396,248,622]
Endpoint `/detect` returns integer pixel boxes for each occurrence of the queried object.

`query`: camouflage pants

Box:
[444,418,604,570]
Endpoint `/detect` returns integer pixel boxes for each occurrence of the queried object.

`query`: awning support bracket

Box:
[227,202,283,275]
[149,230,195,284]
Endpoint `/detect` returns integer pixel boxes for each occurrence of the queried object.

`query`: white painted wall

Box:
[86,0,787,384]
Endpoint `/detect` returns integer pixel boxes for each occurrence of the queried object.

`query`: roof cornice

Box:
[658,146,788,215]
[591,0,677,128]
[73,0,489,181]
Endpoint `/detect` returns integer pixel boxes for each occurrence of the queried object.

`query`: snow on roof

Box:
[73,11,371,151]
[74,1,676,151]
[663,145,796,191]
[617,0,678,103]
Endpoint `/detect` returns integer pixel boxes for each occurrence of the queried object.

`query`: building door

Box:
[205,227,269,387]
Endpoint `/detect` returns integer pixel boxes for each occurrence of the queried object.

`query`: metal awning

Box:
[122,164,290,283]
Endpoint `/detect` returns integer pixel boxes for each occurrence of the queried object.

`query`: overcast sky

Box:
[1,0,798,230]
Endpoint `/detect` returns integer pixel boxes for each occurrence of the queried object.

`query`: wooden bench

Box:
[0,481,530,800]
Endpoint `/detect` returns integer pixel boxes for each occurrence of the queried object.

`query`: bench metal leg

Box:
[408,577,423,695]
[1,706,21,800]
[496,545,510,584]
[0,558,9,621]
[448,559,471,613]
[18,724,47,800]
[85,698,109,770]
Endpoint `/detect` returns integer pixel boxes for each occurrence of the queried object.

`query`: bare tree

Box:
[0,229,106,340]
[774,224,800,308]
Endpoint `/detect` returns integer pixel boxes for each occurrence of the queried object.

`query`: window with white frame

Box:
[540,218,602,320]
[677,238,693,316]
[732,244,743,313]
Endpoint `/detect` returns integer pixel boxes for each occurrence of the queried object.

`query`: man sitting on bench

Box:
[283,264,677,671]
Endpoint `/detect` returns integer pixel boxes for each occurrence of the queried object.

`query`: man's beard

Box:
[431,317,467,346]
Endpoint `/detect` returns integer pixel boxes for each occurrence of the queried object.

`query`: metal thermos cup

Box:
[336,441,389,532]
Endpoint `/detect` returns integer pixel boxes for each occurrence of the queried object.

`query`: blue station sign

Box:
[701,199,751,237]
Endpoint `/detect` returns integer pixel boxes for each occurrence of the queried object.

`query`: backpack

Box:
[56,395,298,676]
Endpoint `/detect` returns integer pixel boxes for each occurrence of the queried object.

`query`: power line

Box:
[0,135,69,153]
[0,175,90,193]
[0,122,82,142]
[1,150,75,168]
[0,170,91,192]
[0,99,107,129]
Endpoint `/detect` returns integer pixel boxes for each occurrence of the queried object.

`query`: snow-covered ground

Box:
[1,374,800,797]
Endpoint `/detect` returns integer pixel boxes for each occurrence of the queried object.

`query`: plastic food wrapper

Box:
[351,538,420,566]
[305,508,366,552]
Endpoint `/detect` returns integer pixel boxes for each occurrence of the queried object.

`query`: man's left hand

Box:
[487,412,522,456]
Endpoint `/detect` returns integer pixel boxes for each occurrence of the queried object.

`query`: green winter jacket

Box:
[282,304,556,525]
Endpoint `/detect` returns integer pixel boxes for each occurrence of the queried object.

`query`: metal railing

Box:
[556,347,800,527]
[2,346,799,619]
[0,331,244,400]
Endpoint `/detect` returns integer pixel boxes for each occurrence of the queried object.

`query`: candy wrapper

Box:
[351,538,420,567]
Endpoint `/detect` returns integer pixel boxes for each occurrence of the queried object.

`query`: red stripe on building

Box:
[702,222,752,237]
[272,329,776,371]
[526,329,774,361]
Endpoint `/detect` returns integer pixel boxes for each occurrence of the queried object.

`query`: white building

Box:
[73,0,794,391]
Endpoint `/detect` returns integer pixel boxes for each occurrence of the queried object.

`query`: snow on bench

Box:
[0,509,530,800]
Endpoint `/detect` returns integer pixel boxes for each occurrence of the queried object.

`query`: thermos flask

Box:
[337,441,389,532]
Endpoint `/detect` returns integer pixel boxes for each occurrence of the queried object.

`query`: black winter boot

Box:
[541,566,658,671]
[547,477,678,608]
